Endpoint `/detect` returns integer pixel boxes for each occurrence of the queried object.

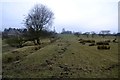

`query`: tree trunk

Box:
[33,40,37,45]
[36,38,40,45]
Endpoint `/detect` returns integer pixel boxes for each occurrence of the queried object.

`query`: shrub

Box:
[3,55,14,63]
[3,53,22,63]
[78,39,83,41]
[5,36,25,48]
[7,57,13,63]
[34,46,41,50]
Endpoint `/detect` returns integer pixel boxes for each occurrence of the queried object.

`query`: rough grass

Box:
[2,34,118,78]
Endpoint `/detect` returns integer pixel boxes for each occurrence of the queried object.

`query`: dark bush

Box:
[3,56,14,63]
[5,37,25,48]
[7,57,13,63]
[34,46,41,50]
[15,56,21,61]
[78,39,83,41]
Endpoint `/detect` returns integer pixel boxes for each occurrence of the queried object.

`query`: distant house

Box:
[2,28,27,38]
[7,29,21,36]
[61,31,72,34]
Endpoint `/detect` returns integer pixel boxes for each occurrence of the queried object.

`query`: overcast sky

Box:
[0,0,119,33]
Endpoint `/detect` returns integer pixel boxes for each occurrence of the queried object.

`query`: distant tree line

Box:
[60,28,119,38]
[73,30,119,38]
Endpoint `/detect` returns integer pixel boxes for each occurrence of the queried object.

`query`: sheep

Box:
[96,42,109,45]
[89,43,95,46]
[79,39,95,43]
[97,45,110,50]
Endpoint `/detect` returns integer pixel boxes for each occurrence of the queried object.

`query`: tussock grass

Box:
[2,35,118,78]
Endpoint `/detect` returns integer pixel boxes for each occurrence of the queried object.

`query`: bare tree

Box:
[61,28,65,34]
[91,31,96,38]
[99,30,110,38]
[84,32,90,38]
[24,4,54,45]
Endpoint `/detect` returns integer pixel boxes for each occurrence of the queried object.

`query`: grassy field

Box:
[2,34,118,78]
